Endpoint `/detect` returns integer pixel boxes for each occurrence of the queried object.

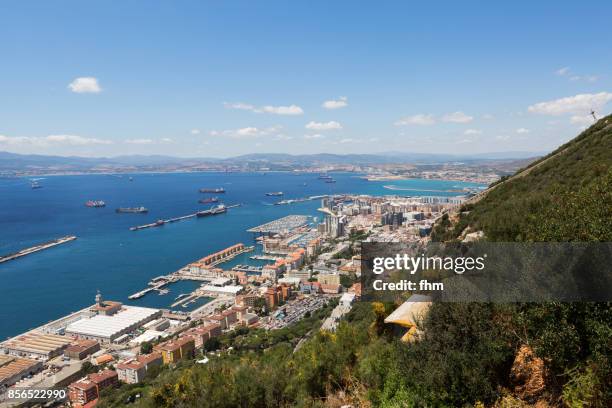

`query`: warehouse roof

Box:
[65,306,160,339]
[1,332,71,356]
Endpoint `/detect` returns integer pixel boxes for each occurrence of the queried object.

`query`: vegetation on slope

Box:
[432,114,612,242]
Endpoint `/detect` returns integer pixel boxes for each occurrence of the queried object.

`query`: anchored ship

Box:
[198,197,219,204]
[199,188,225,193]
[85,200,106,207]
[116,207,148,213]
[196,204,227,217]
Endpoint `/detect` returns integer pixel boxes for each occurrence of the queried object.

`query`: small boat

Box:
[31,181,42,189]
[265,192,284,196]
[325,179,336,183]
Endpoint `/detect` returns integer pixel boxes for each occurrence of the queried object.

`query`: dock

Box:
[0,236,77,264]
[128,276,175,300]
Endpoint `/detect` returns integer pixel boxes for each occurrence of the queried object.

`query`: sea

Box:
[0,172,485,340]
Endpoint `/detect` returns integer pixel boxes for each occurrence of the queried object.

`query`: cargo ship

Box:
[199,188,225,193]
[116,207,148,213]
[198,197,219,204]
[196,204,227,217]
[265,192,283,196]
[85,200,106,207]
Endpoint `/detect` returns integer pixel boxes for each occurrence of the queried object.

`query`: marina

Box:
[247,214,310,235]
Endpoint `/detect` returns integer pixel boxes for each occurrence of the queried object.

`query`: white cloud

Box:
[190,129,201,135]
[160,138,173,143]
[223,102,304,115]
[209,125,283,139]
[368,137,380,142]
[322,96,348,110]
[338,138,354,144]
[555,67,598,82]
[482,114,495,120]
[304,134,326,139]
[46,134,111,145]
[528,92,612,115]
[125,138,153,144]
[464,129,482,135]
[261,105,303,115]
[68,77,102,93]
[0,134,112,146]
[570,115,595,125]
[569,75,599,82]
[516,128,530,134]
[305,121,342,130]
[394,114,436,126]
[442,111,473,123]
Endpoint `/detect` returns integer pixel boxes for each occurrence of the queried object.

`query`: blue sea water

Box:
[0,172,484,339]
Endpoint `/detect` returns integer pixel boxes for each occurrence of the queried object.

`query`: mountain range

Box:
[0,150,543,172]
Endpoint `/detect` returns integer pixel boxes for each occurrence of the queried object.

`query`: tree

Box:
[253,297,267,315]
[204,337,221,352]
[140,341,153,354]
[81,361,98,375]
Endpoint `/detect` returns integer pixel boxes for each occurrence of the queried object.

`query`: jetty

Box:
[0,236,77,264]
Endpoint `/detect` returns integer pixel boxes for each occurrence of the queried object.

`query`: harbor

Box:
[127,243,254,302]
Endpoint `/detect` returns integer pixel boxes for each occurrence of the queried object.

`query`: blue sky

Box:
[0,1,611,157]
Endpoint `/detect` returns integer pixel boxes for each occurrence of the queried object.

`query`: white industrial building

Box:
[200,284,243,295]
[65,306,162,343]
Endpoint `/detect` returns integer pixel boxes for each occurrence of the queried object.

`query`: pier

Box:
[128,277,176,300]
[130,205,240,231]
[0,236,77,264]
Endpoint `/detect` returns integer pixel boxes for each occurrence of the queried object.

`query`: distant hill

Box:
[0,150,541,172]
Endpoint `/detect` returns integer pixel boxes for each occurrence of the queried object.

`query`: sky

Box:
[0,1,611,158]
